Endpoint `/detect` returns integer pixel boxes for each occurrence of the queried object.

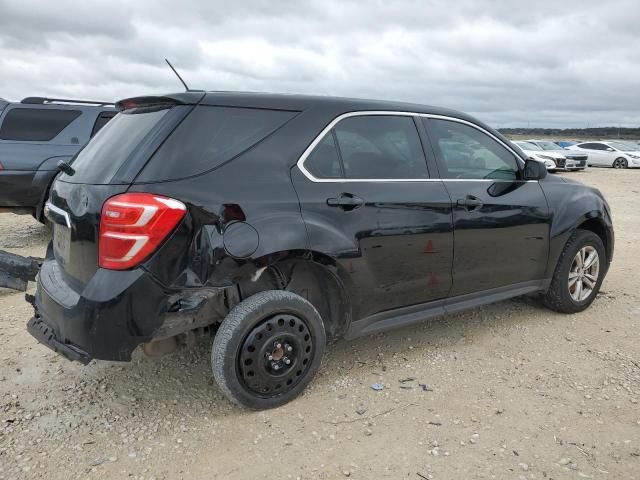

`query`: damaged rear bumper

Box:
[27,314,92,364]
[28,259,230,363]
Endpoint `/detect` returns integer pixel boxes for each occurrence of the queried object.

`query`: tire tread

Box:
[542,229,605,313]
[211,290,325,409]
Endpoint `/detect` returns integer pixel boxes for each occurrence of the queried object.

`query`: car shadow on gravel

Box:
[320,296,554,370]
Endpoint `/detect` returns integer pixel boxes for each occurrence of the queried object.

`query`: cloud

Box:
[0,0,638,127]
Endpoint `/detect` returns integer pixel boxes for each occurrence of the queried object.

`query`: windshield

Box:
[60,108,169,184]
[536,141,561,151]
[608,141,639,151]
[515,141,542,151]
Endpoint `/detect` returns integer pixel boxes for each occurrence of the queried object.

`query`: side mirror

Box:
[523,159,547,180]
[606,147,615,152]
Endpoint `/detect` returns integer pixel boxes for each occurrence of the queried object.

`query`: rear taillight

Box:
[99,193,186,270]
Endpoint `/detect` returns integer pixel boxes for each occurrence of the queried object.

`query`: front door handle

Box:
[327,193,365,211]
[456,195,483,211]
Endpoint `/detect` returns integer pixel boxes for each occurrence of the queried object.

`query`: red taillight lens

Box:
[99,193,186,270]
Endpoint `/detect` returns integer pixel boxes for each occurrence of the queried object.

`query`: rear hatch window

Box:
[135,106,296,182]
[59,107,169,184]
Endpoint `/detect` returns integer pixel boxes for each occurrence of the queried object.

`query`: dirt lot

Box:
[1,168,639,480]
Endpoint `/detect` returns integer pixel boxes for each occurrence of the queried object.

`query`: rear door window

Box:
[578,143,599,150]
[304,133,344,179]
[0,108,81,142]
[136,106,296,182]
[60,108,169,184]
[302,115,429,180]
[593,143,611,150]
[335,116,428,179]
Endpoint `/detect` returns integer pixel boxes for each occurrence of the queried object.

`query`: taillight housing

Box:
[99,193,186,270]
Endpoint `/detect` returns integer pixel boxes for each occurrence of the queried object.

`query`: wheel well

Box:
[577,218,610,260]
[235,256,351,343]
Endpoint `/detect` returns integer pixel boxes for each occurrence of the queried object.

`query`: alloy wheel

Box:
[568,246,600,302]
[613,158,627,169]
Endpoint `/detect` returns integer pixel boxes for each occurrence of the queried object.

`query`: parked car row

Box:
[512,138,640,171]
[513,141,573,171]
[513,139,588,172]
[0,97,115,221]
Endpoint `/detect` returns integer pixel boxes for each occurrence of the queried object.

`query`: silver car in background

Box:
[526,139,588,170]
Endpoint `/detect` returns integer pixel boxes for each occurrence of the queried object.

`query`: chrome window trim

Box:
[296,110,527,183]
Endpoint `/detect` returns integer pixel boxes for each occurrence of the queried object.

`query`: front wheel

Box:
[612,158,628,169]
[211,290,326,409]
[542,230,606,313]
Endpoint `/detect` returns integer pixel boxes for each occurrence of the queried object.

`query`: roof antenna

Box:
[165,58,190,91]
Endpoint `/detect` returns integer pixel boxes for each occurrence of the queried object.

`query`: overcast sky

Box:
[1,0,639,128]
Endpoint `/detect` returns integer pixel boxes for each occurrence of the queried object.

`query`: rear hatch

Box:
[47,95,200,287]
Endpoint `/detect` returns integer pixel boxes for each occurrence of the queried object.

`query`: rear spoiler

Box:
[115,92,205,112]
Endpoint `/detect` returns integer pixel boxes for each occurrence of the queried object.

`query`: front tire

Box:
[542,230,606,313]
[612,157,628,169]
[211,290,326,409]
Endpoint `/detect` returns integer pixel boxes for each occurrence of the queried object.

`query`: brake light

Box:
[99,193,186,270]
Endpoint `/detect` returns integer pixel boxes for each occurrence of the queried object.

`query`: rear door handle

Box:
[456,195,483,211]
[327,193,365,211]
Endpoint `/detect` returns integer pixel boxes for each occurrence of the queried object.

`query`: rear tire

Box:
[211,290,326,409]
[612,157,628,169]
[542,230,606,313]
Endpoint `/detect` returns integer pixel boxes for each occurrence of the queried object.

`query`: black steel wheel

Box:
[211,290,326,409]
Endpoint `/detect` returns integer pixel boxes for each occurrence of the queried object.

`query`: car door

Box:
[597,142,620,166]
[423,117,550,297]
[291,113,454,320]
[575,143,603,166]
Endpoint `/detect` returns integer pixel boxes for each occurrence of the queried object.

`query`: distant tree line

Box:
[498,127,640,139]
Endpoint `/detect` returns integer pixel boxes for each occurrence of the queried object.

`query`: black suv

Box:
[28,92,614,409]
[0,97,115,221]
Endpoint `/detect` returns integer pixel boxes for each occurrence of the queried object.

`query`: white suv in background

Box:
[567,141,640,169]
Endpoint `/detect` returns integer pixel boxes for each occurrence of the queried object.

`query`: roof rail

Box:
[20,97,115,107]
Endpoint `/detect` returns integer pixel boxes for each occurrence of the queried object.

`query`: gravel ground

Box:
[1,168,639,479]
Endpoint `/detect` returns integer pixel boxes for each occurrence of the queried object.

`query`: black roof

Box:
[119,90,473,121]
[116,90,509,147]
[203,91,466,116]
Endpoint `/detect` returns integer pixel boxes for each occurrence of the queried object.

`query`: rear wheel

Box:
[613,157,628,169]
[211,290,326,409]
[542,230,605,313]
